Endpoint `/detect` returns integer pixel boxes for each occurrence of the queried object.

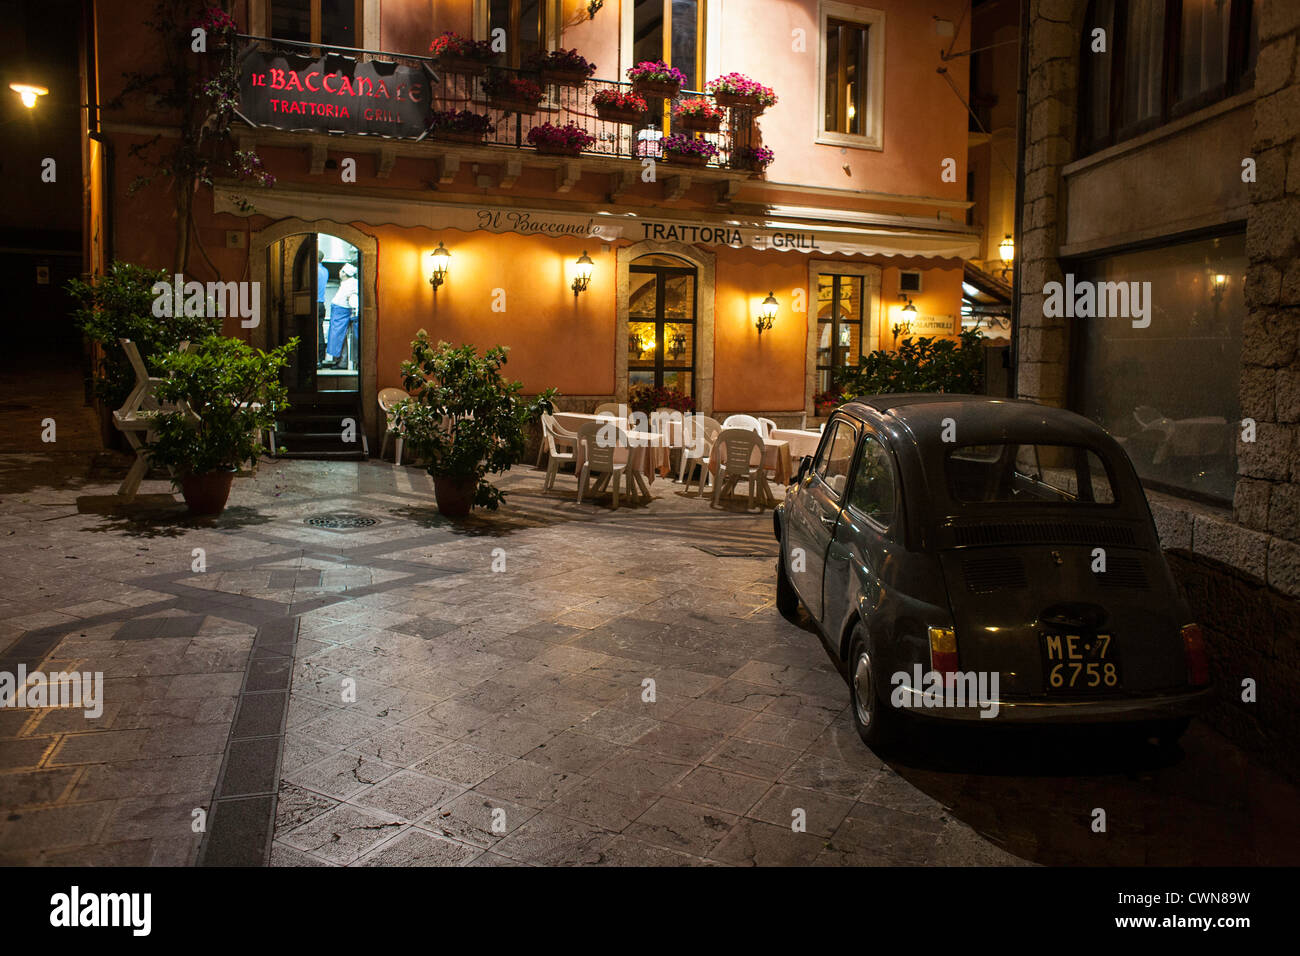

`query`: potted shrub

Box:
[592,88,648,124]
[673,97,724,133]
[737,144,775,173]
[813,388,843,418]
[429,31,496,74]
[627,383,694,415]
[483,71,544,114]
[194,5,237,51]
[68,261,221,448]
[705,73,778,113]
[526,121,596,156]
[395,332,556,518]
[835,329,986,400]
[146,335,295,517]
[526,48,597,88]
[627,60,686,99]
[428,109,495,143]
[661,133,717,167]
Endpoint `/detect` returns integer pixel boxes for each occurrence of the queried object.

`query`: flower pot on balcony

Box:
[632,78,681,100]
[540,69,591,89]
[436,129,490,144]
[533,141,584,157]
[438,54,491,76]
[663,150,710,167]
[487,96,541,115]
[714,91,766,113]
[676,114,722,134]
[596,105,647,126]
[180,469,236,517]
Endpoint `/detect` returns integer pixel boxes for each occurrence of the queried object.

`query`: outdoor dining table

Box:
[568,424,668,501]
[707,437,793,505]
[770,427,824,461]
[555,412,680,476]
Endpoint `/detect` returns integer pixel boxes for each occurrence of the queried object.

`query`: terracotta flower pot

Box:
[676,114,722,133]
[533,141,584,157]
[596,106,647,126]
[632,78,681,100]
[433,476,477,518]
[180,469,236,517]
[540,69,590,89]
[664,150,710,167]
[438,54,490,76]
[714,91,766,113]
[487,96,541,115]
[436,129,489,143]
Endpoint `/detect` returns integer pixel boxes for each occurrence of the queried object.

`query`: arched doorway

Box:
[627,254,697,399]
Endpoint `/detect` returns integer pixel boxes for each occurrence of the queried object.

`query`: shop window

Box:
[268,0,361,47]
[489,0,547,68]
[628,254,697,399]
[633,0,705,91]
[816,274,866,395]
[818,2,884,149]
[1072,232,1245,504]
[1079,0,1257,155]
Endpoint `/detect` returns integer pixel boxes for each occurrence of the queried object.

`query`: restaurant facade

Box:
[88,0,977,447]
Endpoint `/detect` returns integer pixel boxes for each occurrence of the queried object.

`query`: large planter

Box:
[180,469,236,517]
[715,91,766,113]
[663,150,711,168]
[676,113,722,134]
[433,476,477,518]
[438,54,492,76]
[435,129,490,144]
[596,105,648,126]
[632,78,681,100]
[533,141,584,157]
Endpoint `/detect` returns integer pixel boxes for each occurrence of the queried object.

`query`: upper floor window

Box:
[632,0,705,91]
[489,0,548,69]
[818,2,884,149]
[1079,0,1257,156]
[268,0,360,47]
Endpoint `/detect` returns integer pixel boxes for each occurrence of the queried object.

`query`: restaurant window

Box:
[1079,0,1257,155]
[818,2,884,148]
[816,274,866,395]
[268,0,361,47]
[489,0,547,69]
[1073,232,1245,504]
[633,0,705,91]
[628,254,697,399]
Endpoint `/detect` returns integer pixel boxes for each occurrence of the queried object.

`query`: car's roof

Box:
[837,394,1115,446]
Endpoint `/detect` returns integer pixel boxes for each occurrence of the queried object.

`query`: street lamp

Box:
[9,83,48,109]
[757,291,778,334]
[998,234,1014,280]
[428,241,450,290]
[571,250,594,297]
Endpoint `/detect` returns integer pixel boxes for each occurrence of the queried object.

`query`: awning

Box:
[213,184,980,260]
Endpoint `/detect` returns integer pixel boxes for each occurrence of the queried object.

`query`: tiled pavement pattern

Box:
[1,369,1299,866]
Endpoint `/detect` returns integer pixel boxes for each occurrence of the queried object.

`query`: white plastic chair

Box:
[711,427,765,509]
[540,413,577,490]
[576,420,630,509]
[757,417,777,439]
[378,387,411,466]
[680,416,721,487]
[721,414,762,433]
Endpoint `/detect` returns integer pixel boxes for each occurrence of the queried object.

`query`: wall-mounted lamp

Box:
[668,331,686,359]
[572,250,594,297]
[893,295,917,345]
[998,234,1014,280]
[428,241,451,290]
[9,82,48,109]
[756,291,778,334]
[1211,272,1228,304]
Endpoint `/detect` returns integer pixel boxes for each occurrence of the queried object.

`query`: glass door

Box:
[628,254,697,398]
[816,274,865,394]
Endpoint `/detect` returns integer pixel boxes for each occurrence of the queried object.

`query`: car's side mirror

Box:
[797,456,813,481]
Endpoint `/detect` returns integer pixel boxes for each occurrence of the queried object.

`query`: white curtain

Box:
[1179,0,1233,100]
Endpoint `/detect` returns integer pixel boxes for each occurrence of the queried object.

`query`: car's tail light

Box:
[928,626,958,678]
[1182,624,1210,686]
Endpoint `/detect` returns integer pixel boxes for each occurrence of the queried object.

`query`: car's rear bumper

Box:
[893,685,1213,723]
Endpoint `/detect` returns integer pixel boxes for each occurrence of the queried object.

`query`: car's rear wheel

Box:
[848,625,900,750]
[775,550,800,617]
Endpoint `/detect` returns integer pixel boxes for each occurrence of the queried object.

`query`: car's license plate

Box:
[1040,631,1121,692]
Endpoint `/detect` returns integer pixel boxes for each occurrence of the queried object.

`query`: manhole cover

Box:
[304,513,379,530]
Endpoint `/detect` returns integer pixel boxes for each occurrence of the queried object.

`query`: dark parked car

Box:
[773,395,1212,750]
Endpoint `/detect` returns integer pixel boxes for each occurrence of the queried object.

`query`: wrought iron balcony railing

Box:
[233,35,756,172]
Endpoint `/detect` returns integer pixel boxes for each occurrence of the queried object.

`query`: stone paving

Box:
[2,365,1299,866]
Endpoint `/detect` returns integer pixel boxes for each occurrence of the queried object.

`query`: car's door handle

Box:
[819,513,837,528]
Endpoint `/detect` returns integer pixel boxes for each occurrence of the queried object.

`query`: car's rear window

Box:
[946,443,1117,505]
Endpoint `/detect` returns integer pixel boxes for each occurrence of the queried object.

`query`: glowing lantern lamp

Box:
[757,291,778,334]
[10,83,48,109]
[428,241,451,290]
[572,250,594,296]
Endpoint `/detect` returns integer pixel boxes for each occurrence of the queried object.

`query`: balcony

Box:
[231,36,759,197]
